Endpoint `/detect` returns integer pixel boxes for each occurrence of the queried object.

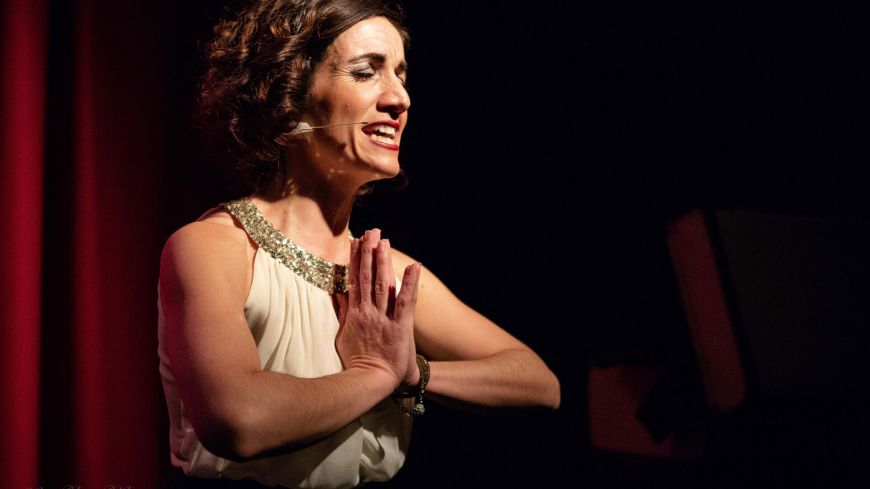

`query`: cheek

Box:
[308,84,373,126]
[340,103,355,119]
[319,102,357,125]
[307,98,331,123]
[308,92,342,121]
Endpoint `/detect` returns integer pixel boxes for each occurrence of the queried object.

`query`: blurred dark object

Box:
[588,208,870,487]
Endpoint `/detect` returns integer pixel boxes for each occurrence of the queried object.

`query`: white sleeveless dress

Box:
[157,198,412,488]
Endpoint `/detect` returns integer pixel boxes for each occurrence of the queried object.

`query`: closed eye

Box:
[351,70,375,81]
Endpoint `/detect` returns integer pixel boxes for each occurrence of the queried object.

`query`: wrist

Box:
[394,367,421,397]
[390,354,430,417]
[344,361,401,394]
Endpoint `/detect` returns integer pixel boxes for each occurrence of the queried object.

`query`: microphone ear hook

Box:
[288,121,369,136]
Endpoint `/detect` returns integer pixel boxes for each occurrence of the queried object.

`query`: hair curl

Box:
[196,0,409,194]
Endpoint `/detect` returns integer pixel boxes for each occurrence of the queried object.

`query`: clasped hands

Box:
[335,229,422,392]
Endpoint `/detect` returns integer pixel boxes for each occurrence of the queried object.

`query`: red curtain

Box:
[1,0,167,486]
[0,1,46,487]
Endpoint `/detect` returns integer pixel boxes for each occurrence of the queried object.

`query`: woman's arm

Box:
[160,222,419,461]
[390,249,561,411]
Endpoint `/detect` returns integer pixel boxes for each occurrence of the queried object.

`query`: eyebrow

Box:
[347,52,408,74]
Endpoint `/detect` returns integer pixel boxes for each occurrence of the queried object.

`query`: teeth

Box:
[370,124,397,137]
[370,134,396,145]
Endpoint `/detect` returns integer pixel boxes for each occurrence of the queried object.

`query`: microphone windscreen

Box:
[289,121,313,136]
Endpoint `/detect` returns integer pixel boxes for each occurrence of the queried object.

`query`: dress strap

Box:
[224,197,350,294]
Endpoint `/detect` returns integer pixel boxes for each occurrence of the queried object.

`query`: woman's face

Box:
[300,16,410,184]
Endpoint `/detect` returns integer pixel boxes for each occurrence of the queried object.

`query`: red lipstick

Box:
[361,120,400,151]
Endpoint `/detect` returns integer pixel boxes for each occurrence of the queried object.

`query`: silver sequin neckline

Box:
[224,197,350,294]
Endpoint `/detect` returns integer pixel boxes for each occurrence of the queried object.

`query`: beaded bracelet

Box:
[391,354,430,417]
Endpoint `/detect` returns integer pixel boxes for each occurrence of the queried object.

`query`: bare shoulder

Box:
[389,246,417,271]
[160,207,255,309]
[389,247,457,309]
[163,208,251,262]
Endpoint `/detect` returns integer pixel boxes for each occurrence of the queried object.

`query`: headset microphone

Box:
[289,121,369,135]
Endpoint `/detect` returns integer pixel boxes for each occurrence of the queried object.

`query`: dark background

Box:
[35,1,869,487]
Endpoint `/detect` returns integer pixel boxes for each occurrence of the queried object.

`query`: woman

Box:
[157,0,561,487]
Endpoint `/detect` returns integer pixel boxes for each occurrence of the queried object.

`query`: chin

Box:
[362,158,401,180]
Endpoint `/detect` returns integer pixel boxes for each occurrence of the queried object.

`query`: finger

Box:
[384,239,397,317]
[409,262,421,305]
[375,239,393,313]
[384,239,395,284]
[394,262,421,322]
[367,229,381,304]
[358,230,375,305]
[347,238,360,305]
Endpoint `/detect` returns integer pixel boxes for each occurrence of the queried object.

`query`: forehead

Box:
[326,16,405,62]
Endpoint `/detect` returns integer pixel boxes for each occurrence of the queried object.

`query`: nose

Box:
[377,76,410,118]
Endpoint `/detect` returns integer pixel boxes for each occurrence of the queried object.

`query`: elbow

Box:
[526,350,561,410]
[513,349,561,410]
[195,398,318,462]
[503,368,560,413]
[533,351,561,410]
[193,402,265,463]
[547,373,561,410]
[197,420,258,463]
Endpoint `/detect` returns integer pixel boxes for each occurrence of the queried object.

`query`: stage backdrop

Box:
[0,0,45,486]
[1,1,167,487]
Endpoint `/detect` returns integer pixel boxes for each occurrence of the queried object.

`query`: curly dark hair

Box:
[196,0,409,194]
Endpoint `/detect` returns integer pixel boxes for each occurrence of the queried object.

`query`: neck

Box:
[254,188,353,236]
[252,153,363,262]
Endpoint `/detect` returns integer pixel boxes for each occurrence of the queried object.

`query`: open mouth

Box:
[362,121,400,146]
